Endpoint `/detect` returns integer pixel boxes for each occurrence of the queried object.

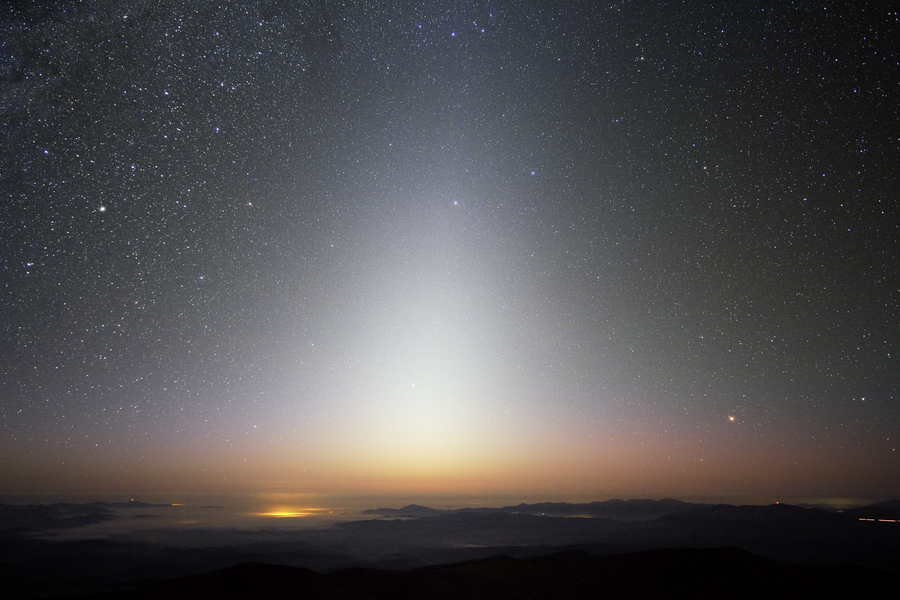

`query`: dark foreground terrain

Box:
[47,548,898,600]
[3,499,898,598]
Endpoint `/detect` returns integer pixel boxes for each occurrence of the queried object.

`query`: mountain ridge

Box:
[53,547,895,600]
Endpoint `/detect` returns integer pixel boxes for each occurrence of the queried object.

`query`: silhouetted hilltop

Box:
[361,504,444,517]
[498,498,697,520]
[58,548,895,599]
[842,499,900,521]
[0,501,167,532]
[364,498,900,522]
[4,499,899,597]
[363,498,698,521]
[342,500,900,574]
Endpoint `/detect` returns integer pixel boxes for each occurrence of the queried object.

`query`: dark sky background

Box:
[2,0,898,500]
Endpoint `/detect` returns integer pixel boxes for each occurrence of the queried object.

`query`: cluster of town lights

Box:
[255,507,332,518]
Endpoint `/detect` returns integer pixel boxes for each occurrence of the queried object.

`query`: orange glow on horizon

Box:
[255,507,328,518]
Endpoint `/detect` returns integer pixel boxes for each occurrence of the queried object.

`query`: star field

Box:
[1,1,898,498]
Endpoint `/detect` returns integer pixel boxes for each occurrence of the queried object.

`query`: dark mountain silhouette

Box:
[0,501,170,531]
[3,499,899,598]
[362,498,698,520]
[842,499,900,521]
[53,548,894,600]
[361,504,445,517]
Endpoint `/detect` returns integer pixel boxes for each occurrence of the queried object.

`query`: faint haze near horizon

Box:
[0,490,885,514]
[0,492,884,548]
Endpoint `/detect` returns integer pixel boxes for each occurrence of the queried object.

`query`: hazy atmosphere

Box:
[2,0,898,503]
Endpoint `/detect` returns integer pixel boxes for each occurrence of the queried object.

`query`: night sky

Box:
[2,1,898,500]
